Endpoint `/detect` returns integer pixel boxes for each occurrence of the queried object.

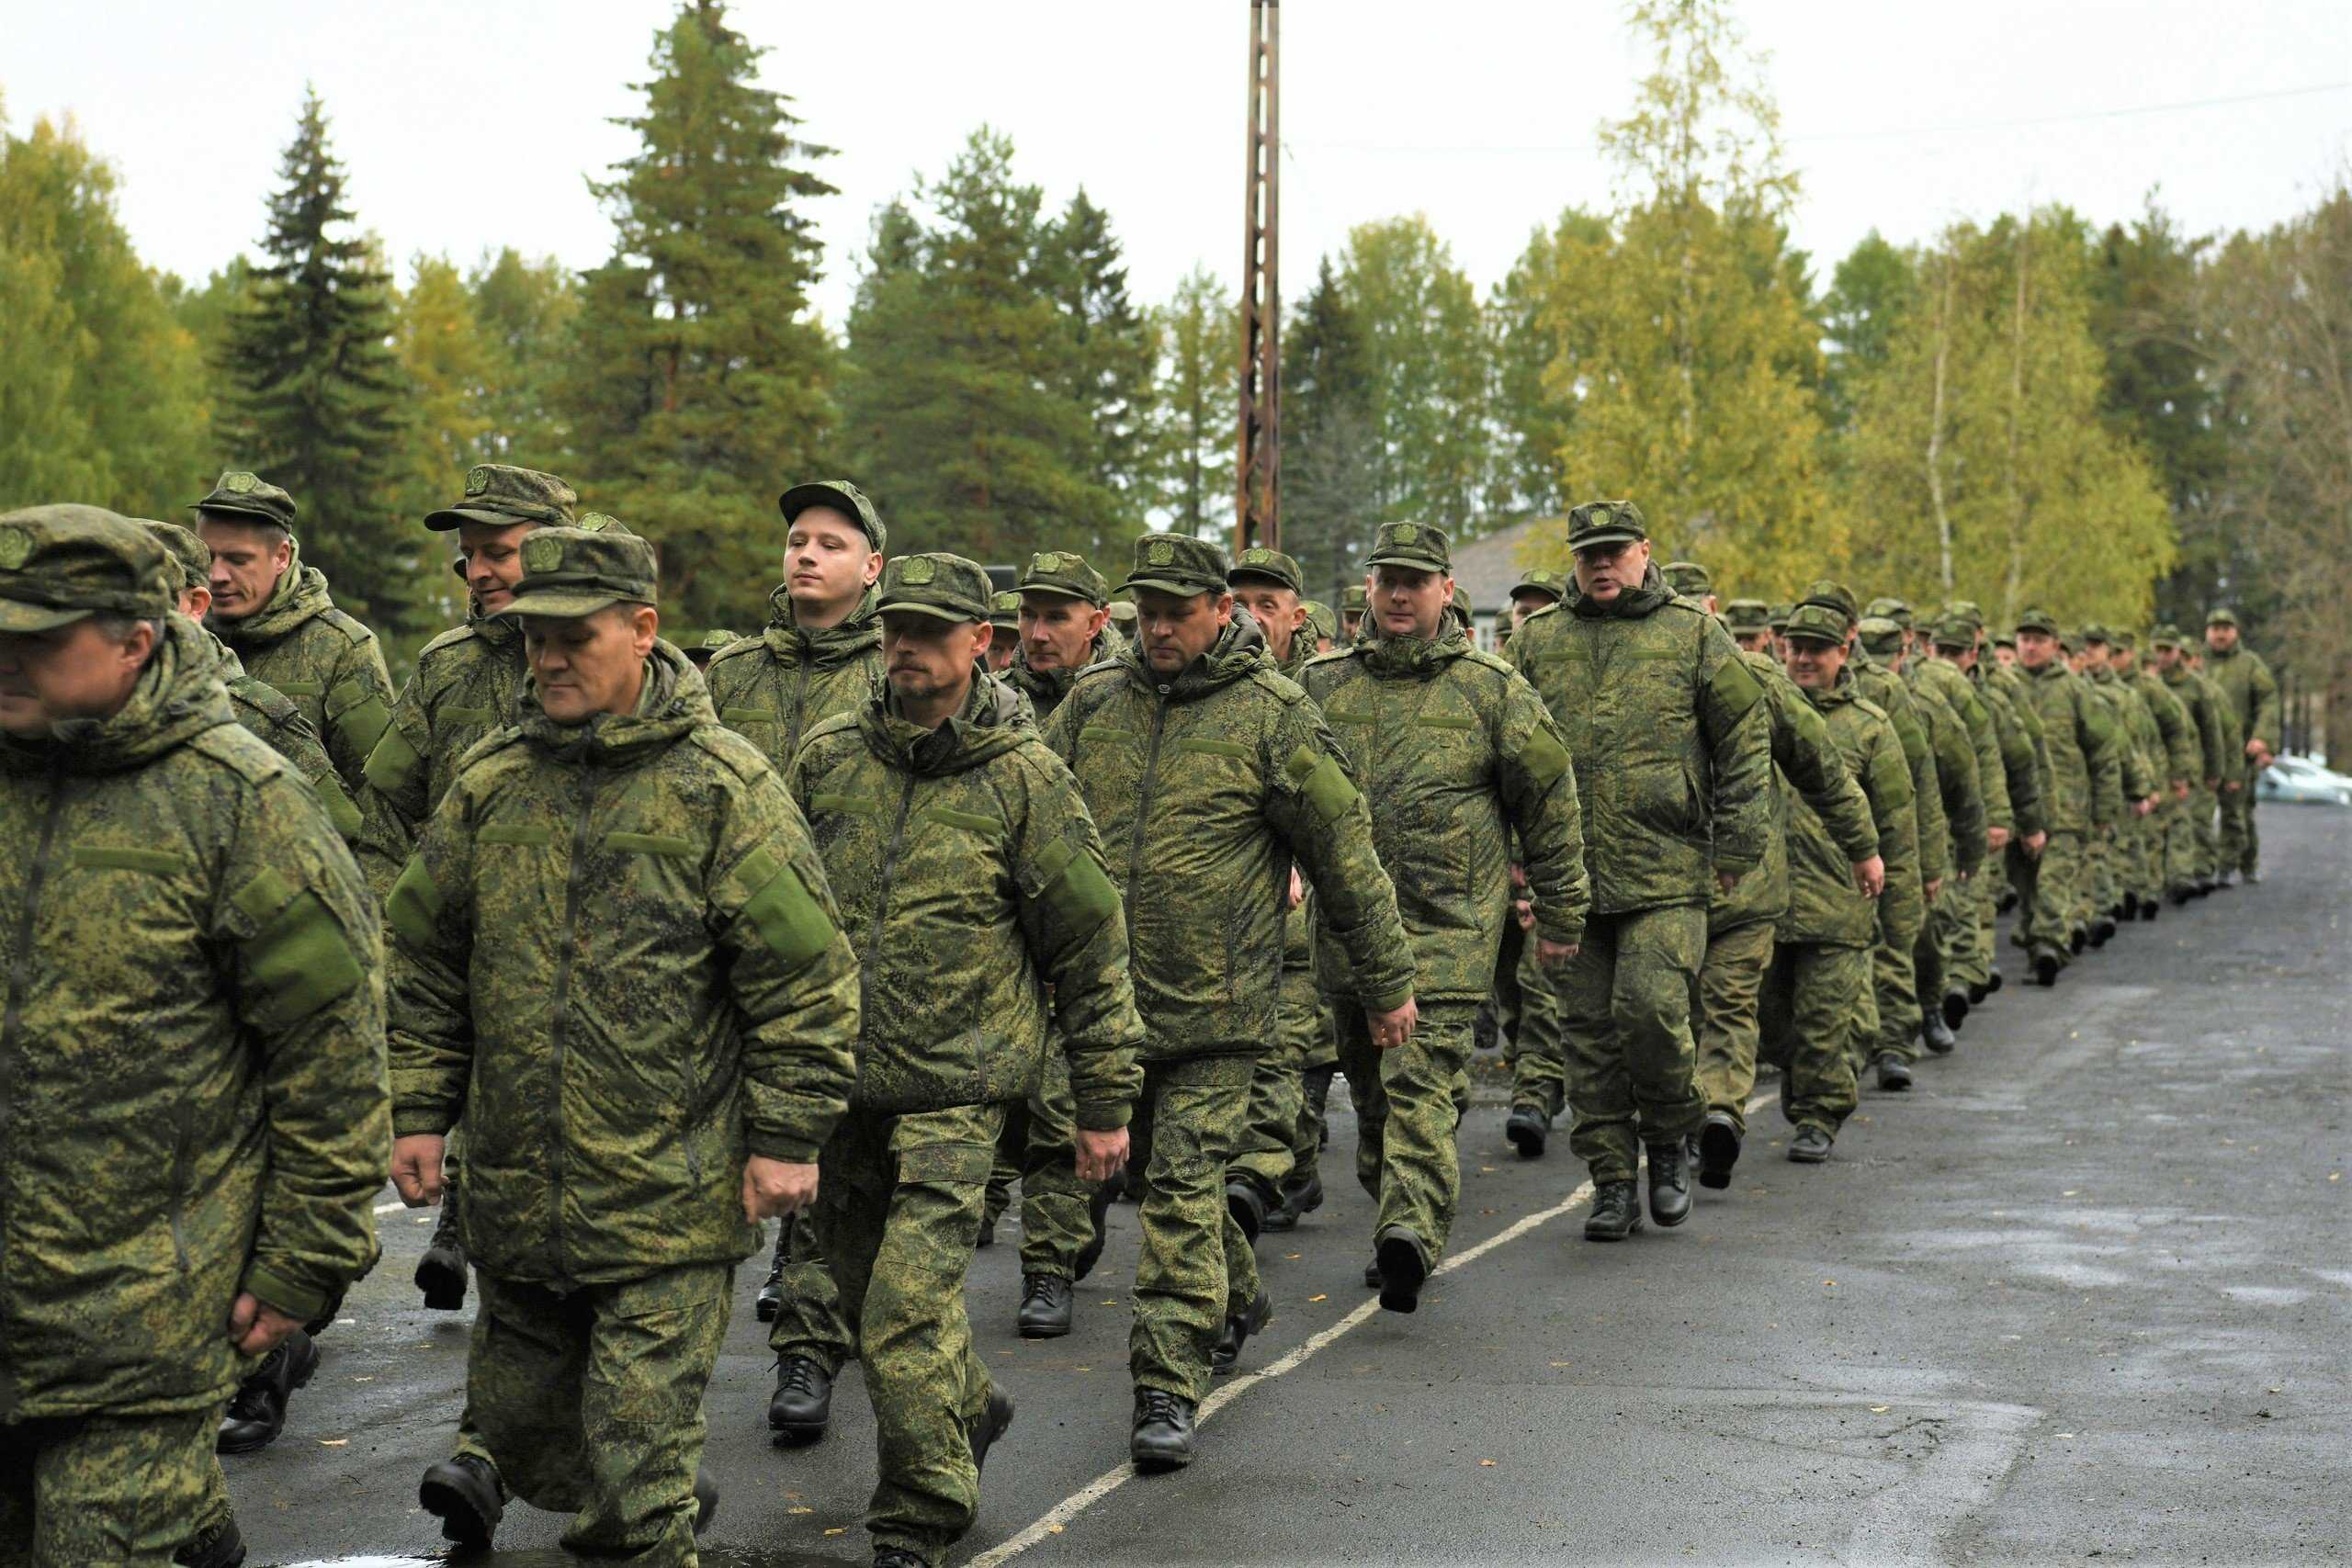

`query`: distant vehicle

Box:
[2257,754,2352,806]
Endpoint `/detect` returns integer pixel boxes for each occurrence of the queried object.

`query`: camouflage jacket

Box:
[1849,656,1952,888]
[1713,649,1877,932]
[387,643,859,1287]
[2203,643,2281,776]
[2016,661,2126,831]
[1972,671,2048,839]
[1505,569,1773,916]
[1911,656,2012,833]
[792,675,1144,1127]
[2086,671,2158,801]
[355,611,528,900]
[706,585,883,771]
[1785,675,1919,948]
[1304,626,1589,999]
[2132,670,2200,788]
[194,620,361,841]
[2161,664,2233,784]
[1044,615,1416,1055]
[1983,661,2055,809]
[1907,671,1988,875]
[0,617,387,1421]
[209,544,394,792]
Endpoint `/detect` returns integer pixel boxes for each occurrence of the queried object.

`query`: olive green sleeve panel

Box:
[1008,753,1143,1127]
[1498,679,1589,951]
[387,786,481,1139]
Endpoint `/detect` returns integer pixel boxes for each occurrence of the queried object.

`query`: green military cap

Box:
[2111,628,2138,650]
[1993,628,2018,649]
[2150,624,2184,649]
[2081,622,2113,645]
[779,479,887,553]
[1858,615,1906,657]
[1510,568,1567,604]
[877,552,993,623]
[2014,605,2060,635]
[141,519,210,596]
[1865,596,1913,629]
[1768,603,1793,633]
[1566,499,1646,552]
[424,464,577,533]
[1781,603,1849,647]
[1340,584,1370,613]
[1364,521,1451,574]
[1108,600,1137,628]
[989,590,1022,629]
[1021,549,1110,605]
[1228,545,1305,595]
[1928,615,1975,651]
[576,512,635,536]
[0,505,174,630]
[1722,597,1771,630]
[2205,606,2238,627]
[1121,533,1230,598]
[697,628,740,654]
[503,526,660,618]
[1303,600,1338,644]
[1943,599,1985,632]
[190,469,297,531]
[1797,579,1860,628]
[1662,560,1713,598]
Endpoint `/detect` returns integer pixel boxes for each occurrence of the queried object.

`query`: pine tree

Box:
[1279,255,1378,596]
[559,0,838,626]
[469,248,578,468]
[1043,189,1160,544]
[1337,216,1491,536]
[1150,265,1238,542]
[220,89,420,633]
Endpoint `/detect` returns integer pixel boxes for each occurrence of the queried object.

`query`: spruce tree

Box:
[220,89,419,633]
[1042,189,1160,548]
[1279,256,1379,597]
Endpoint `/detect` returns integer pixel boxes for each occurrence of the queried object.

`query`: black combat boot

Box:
[968,1385,1016,1474]
[418,1453,505,1547]
[1505,1104,1551,1159]
[1363,1251,1385,1288]
[753,1227,787,1322]
[1016,1274,1073,1339]
[1873,1053,1915,1091]
[1213,1291,1272,1373]
[692,1467,718,1535]
[1225,1177,1268,1243]
[1261,1168,1322,1232]
[1984,969,2005,994]
[1940,989,1969,1030]
[175,1517,245,1568]
[1374,1230,1428,1314]
[1921,1014,1958,1055]
[1696,1110,1742,1190]
[1130,1387,1197,1471]
[768,1354,833,1442]
[2090,917,2116,948]
[2034,953,2061,987]
[1644,1141,1691,1227]
[1584,1179,1645,1241]
[216,1329,319,1454]
[1787,1126,1833,1163]
[414,1183,467,1312]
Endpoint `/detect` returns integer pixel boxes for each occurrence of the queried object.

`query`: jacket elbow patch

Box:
[1033,837,1122,931]
[733,847,839,970]
[1284,745,1358,826]
[386,854,446,950]
[1518,727,1570,792]
[362,723,422,795]
[232,870,364,1028]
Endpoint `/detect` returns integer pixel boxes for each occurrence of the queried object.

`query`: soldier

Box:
[387,527,860,1559]
[1507,502,1772,1240]
[705,479,884,1436]
[1339,582,1370,642]
[1930,609,2045,1007]
[2152,626,2231,899]
[686,628,740,671]
[1770,604,1917,1163]
[986,592,1022,672]
[2114,631,2199,919]
[1508,570,1567,633]
[1662,560,1713,602]
[1229,547,1312,677]
[193,470,395,792]
[1302,601,1340,654]
[1906,612,2013,1043]
[1045,533,1417,1470]
[2008,607,2126,985]
[0,506,388,1568]
[789,552,1141,1568]
[1767,604,1793,649]
[1694,596,1881,1189]
[2202,608,2280,885]
[2078,627,2160,942]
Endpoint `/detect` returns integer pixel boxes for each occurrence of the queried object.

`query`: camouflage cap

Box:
[190,470,297,531]
[877,552,993,624]
[1722,597,1772,631]
[2205,606,2238,627]
[1662,560,1713,598]
[1865,596,1914,630]
[1228,545,1305,595]
[1303,600,1338,644]
[1768,603,1794,633]
[1797,579,1860,629]
[1993,629,2018,649]
[1928,615,1975,651]
[1121,533,1230,598]
[1340,584,1370,613]
[2013,605,2060,636]
[1107,600,1138,627]
[576,512,636,536]
[141,519,210,596]
[989,590,1022,629]
[1364,521,1451,574]
[502,526,660,618]
[1566,499,1647,553]
[1782,603,1849,647]
[1858,616,1906,658]
[424,464,577,533]
[1510,568,1567,604]
[1942,599,1985,632]
[1453,585,1476,617]
[2150,624,2185,649]
[0,505,174,631]
[2082,623,2114,645]
[779,479,886,553]
[696,628,741,654]
[1021,549,1110,605]
[2111,628,2138,650]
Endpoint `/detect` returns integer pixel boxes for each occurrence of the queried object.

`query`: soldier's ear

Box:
[628,604,660,657]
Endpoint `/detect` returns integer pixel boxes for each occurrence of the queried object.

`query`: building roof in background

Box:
[1450,515,1564,620]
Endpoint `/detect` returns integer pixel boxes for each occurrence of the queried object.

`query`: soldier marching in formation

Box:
[0,476,2290,1568]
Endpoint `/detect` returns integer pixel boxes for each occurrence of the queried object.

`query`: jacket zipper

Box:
[547,764,601,1273]
[788,653,812,756]
[0,770,70,1308]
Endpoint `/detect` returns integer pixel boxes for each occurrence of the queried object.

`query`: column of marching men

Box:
[0,475,2280,1568]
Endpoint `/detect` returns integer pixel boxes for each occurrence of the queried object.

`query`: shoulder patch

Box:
[417,623,484,662]
[318,606,381,649]
[686,724,780,784]
[188,723,294,787]
[1851,696,1891,724]
[1246,666,1310,705]
[1458,647,1517,679]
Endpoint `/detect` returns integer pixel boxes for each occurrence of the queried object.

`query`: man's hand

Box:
[742,1156,820,1223]
[2173,780,2190,802]
[1366,996,1419,1051]
[390,1134,447,1207]
[1283,866,1304,912]
[1716,870,1742,895]
[228,1292,302,1358]
[2246,739,2272,767]
[1987,825,2010,852]
[1535,937,1580,968]
[1075,1128,1129,1184]
[1924,876,1944,901]
[2133,796,2155,818]
[1852,855,1886,898]
[1509,862,1528,890]
[2023,830,2047,858]
[1512,896,1535,932]
[2222,780,2241,795]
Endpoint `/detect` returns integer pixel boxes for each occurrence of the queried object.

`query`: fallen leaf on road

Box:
[789,1507,813,1516]
[1479,1459,1497,1466]
[825,1527,846,1536]
[1308,1293,1329,1303]
[319,1438,347,1447]
[1869,1405,1890,1414]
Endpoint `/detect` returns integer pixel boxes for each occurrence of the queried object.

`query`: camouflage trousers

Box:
[1285,971,1340,1180]
[1128,1055,1254,1404]
[1331,999,1478,1272]
[1762,942,1870,1135]
[982,1048,1095,1280]
[0,1407,216,1567]
[469,1263,732,1567]
[1694,916,1775,1137]
[1497,919,1566,1119]
[1945,862,1997,992]
[2218,782,2258,876]
[2184,785,2222,884]
[1224,970,1325,1315]
[2166,788,2212,892]
[1867,883,1927,1069]
[1558,905,1709,1185]
[766,1213,856,1374]
[2014,830,2090,963]
[817,1100,1005,1566]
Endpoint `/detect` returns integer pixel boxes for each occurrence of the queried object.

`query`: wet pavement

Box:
[247,804,2348,1565]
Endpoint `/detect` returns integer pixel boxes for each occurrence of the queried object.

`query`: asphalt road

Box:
[239,803,2347,1566]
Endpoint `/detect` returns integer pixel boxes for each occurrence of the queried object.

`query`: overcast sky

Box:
[8,2,2350,326]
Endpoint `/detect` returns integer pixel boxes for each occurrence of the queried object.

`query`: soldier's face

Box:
[1782,636,1845,692]
[1510,592,1555,631]
[2017,630,2059,670]
[2156,644,2183,671]
[2083,642,2110,671]
[1994,645,2018,668]
[882,612,987,712]
[524,605,658,723]
[1231,584,1305,662]
[458,521,537,615]
[197,520,291,621]
[785,510,881,625]
[1573,539,1647,604]
[2112,649,2136,674]
[2205,623,2239,652]
[1370,566,1449,639]
[985,632,1018,671]
[1132,589,1231,675]
[1018,592,1110,673]
[1340,610,1363,638]
[0,617,156,737]
[1733,630,1772,656]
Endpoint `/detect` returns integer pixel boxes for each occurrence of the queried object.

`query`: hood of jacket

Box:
[216,538,337,648]
[1566,562,1672,622]
[514,638,711,764]
[1008,628,1114,709]
[1353,618,1475,678]
[1112,608,1270,702]
[3,614,236,776]
[859,666,1031,778]
[761,583,881,671]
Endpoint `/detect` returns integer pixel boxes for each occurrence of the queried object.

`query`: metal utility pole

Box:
[1235,0,1279,554]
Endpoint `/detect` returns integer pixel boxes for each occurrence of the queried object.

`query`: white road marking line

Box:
[967,1089,1780,1566]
